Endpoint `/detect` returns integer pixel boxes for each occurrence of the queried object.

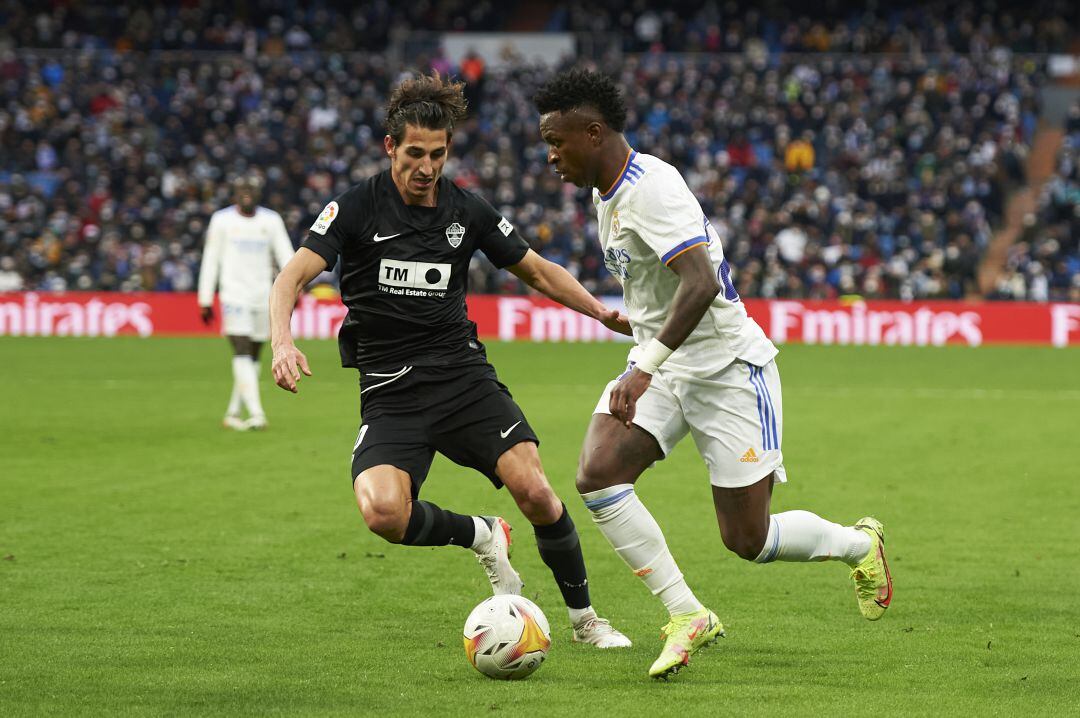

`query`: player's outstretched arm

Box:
[269,247,328,393]
[609,245,720,426]
[196,214,223,325]
[650,245,721,350]
[508,249,631,335]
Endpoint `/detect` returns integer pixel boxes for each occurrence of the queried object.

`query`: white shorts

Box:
[221,303,270,342]
[594,358,787,489]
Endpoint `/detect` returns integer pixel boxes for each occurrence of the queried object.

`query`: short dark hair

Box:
[385,73,468,144]
[533,68,627,132]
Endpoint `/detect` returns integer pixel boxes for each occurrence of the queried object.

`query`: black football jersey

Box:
[302,171,529,371]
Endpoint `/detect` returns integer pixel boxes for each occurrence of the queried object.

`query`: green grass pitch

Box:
[2,337,1079,716]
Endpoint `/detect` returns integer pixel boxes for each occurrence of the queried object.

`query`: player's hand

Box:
[199,306,214,325]
[272,342,312,393]
[598,307,632,336]
[609,367,651,427]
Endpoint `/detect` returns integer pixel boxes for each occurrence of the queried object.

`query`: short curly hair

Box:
[385,73,468,144]
[533,68,627,132]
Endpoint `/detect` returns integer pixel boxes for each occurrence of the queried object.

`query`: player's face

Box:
[386,125,451,204]
[539,111,598,189]
[234,187,258,214]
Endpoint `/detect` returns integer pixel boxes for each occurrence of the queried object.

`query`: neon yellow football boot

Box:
[851,517,892,620]
[648,608,724,679]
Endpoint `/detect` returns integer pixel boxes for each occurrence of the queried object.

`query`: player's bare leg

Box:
[710,474,774,561]
[354,465,413,543]
[711,472,891,619]
[353,464,522,594]
[577,415,706,617]
[223,334,258,430]
[577,415,719,676]
[497,441,630,648]
[227,334,266,429]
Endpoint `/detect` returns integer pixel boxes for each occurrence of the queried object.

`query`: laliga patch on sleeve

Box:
[310,201,339,235]
[498,217,514,236]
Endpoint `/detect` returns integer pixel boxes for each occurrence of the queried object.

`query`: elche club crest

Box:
[446,222,465,248]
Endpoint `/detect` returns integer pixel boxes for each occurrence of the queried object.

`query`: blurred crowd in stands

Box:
[2,1,1073,55]
[0,0,508,52]
[991,101,1080,301]
[0,0,1076,301]
[553,0,1076,55]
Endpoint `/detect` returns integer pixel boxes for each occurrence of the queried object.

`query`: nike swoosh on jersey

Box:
[499,421,522,439]
[373,232,402,242]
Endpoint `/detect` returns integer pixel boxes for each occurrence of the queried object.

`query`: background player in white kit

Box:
[198,176,295,430]
[534,69,893,679]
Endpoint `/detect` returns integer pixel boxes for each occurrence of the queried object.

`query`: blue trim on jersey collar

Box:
[599,150,639,202]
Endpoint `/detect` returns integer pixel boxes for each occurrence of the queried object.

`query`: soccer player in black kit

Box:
[268,73,631,647]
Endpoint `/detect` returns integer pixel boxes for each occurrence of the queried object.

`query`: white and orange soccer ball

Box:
[463,595,551,680]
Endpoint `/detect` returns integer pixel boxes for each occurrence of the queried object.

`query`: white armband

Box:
[635,338,674,375]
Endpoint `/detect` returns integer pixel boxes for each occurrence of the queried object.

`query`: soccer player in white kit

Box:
[198,176,295,430]
[534,69,893,679]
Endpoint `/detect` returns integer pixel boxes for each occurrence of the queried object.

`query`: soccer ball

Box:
[463,595,551,680]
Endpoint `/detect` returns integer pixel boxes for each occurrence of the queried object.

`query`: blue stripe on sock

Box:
[583,488,633,512]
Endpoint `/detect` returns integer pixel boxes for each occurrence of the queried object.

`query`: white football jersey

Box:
[198,206,295,308]
[593,151,777,371]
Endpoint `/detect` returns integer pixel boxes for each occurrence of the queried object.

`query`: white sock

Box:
[470,516,492,551]
[232,355,265,418]
[754,510,871,567]
[582,484,704,617]
[226,378,242,417]
[568,606,596,626]
[251,359,265,416]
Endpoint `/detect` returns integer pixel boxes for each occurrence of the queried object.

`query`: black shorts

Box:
[350,363,539,497]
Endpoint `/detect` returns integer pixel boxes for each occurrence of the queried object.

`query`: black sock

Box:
[534,504,591,610]
[402,501,476,547]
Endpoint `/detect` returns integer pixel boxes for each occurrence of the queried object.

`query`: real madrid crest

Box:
[446,222,465,248]
[611,210,621,237]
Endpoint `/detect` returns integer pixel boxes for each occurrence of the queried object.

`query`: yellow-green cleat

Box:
[851,517,892,620]
[648,608,724,679]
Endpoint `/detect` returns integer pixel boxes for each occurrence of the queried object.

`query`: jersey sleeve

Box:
[630,170,709,266]
[471,195,529,269]
[196,212,223,307]
[302,183,365,266]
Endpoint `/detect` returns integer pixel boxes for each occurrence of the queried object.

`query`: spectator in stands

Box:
[783,132,815,173]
